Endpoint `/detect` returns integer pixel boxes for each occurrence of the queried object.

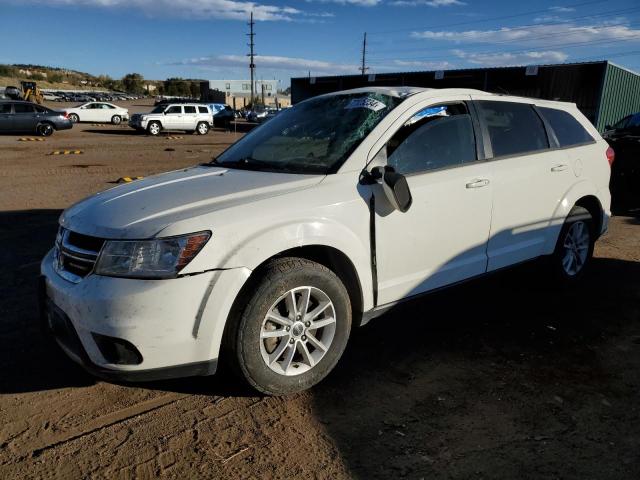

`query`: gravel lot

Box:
[1,101,639,478]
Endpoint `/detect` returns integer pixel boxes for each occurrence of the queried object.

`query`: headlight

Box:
[94,232,210,279]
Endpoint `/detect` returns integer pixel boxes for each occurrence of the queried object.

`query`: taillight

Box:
[62,112,69,119]
[606,146,615,166]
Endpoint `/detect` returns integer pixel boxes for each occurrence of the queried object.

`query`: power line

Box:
[369,0,612,35]
[367,5,640,55]
[367,35,640,66]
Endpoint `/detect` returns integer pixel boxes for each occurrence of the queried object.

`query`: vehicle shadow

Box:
[0,209,252,397]
[310,255,640,478]
[83,129,152,136]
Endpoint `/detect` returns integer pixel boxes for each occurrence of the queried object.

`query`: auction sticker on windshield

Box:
[345,97,387,112]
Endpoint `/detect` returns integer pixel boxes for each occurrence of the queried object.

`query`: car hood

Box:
[60,165,325,239]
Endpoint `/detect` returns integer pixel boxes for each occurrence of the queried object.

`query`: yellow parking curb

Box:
[116,176,144,183]
[166,136,183,140]
[19,137,46,142]
[50,150,83,155]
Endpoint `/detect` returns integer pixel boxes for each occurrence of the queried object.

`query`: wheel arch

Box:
[544,181,606,254]
[574,195,604,236]
[230,244,365,329]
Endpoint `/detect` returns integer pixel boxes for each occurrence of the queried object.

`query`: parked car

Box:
[213,105,235,129]
[62,102,129,125]
[604,113,640,210]
[603,112,640,139]
[0,100,72,136]
[128,103,213,135]
[40,87,611,395]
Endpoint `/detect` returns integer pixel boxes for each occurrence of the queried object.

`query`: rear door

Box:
[183,106,198,130]
[473,98,572,270]
[0,103,12,131]
[13,103,37,131]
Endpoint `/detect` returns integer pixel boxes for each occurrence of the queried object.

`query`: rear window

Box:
[539,107,594,147]
[184,106,197,114]
[198,106,209,114]
[479,101,549,158]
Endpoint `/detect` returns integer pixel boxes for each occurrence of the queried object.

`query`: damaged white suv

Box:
[41,87,612,395]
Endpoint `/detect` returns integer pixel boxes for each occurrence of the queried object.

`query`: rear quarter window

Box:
[538,107,594,147]
[478,101,549,158]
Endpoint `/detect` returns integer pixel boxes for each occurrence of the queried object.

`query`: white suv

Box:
[41,87,612,395]
[129,103,213,135]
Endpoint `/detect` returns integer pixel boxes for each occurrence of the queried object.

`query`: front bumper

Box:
[40,249,251,381]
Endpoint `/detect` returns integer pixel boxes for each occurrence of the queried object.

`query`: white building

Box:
[207,79,279,97]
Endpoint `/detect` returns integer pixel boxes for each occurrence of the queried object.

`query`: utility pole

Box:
[247,11,256,107]
[359,32,368,76]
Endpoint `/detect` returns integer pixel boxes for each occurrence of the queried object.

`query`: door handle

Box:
[466,179,490,189]
[551,164,568,172]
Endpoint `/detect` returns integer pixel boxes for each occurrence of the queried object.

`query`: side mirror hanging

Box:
[371,165,413,213]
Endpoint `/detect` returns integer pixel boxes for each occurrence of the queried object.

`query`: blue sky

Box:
[1,0,639,87]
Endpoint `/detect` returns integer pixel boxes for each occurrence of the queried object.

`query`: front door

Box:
[163,105,183,130]
[373,101,493,305]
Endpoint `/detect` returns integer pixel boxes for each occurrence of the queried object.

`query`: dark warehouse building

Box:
[291,61,640,132]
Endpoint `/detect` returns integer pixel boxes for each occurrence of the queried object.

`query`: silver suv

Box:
[129,103,213,135]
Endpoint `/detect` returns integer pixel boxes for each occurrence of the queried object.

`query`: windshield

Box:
[150,105,166,114]
[213,92,404,174]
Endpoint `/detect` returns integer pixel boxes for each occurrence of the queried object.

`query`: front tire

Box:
[68,113,79,123]
[111,115,122,125]
[226,258,352,395]
[147,121,162,136]
[549,206,594,284]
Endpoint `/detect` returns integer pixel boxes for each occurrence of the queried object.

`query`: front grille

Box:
[55,228,105,282]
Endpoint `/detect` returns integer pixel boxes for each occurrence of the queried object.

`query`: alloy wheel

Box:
[259,286,337,376]
[562,221,590,276]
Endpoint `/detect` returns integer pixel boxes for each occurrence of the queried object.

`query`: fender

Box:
[216,217,374,311]
[542,179,604,254]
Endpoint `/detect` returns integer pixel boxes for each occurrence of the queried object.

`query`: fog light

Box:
[92,333,143,365]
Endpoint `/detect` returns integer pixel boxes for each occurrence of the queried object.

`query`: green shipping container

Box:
[596,62,640,132]
[291,61,640,133]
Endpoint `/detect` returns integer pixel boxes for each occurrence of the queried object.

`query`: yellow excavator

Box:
[5,81,44,104]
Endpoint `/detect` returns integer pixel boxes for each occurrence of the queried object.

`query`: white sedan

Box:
[63,102,129,125]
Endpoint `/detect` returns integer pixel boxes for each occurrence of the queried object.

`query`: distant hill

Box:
[0,64,105,89]
[0,64,163,92]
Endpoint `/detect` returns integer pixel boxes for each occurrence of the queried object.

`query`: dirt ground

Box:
[1,103,639,479]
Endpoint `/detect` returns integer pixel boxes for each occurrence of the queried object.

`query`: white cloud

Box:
[19,0,309,21]
[410,23,640,47]
[305,0,381,6]
[175,54,358,74]
[549,6,575,13]
[391,0,465,7]
[391,59,456,69]
[452,49,569,66]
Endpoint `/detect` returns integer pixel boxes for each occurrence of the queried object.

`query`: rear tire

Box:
[147,121,162,136]
[37,123,54,137]
[225,258,352,395]
[196,122,209,135]
[548,206,594,285]
[68,113,79,123]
